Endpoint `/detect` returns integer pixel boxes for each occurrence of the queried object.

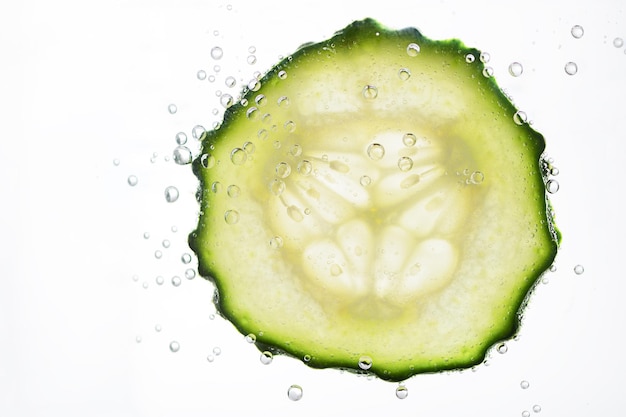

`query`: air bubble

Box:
[181,253,192,264]
[173,146,192,165]
[113,158,120,166]
[155,324,162,332]
[213,347,222,355]
[358,356,373,370]
[243,141,256,154]
[154,250,162,259]
[248,79,261,91]
[127,175,138,186]
[224,210,240,225]
[143,232,150,239]
[210,46,223,60]
[278,70,287,79]
[206,354,215,362]
[248,46,256,53]
[400,174,421,189]
[574,264,585,275]
[564,62,578,75]
[171,276,181,286]
[289,144,302,157]
[303,354,311,362]
[208,75,215,82]
[185,269,196,280]
[330,264,343,276]
[245,333,256,343]
[169,341,180,352]
[360,175,372,187]
[168,104,177,114]
[192,125,206,139]
[269,179,286,196]
[175,132,187,145]
[155,276,164,285]
[277,96,290,106]
[362,85,378,99]
[200,154,215,169]
[367,143,385,160]
[287,385,303,401]
[260,351,273,364]
[614,37,624,48]
[395,385,408,399]
[230,148,247,165]
[571,25,584,39]
[482,67,494,77]
[398,157,413,172]
[508,62,524,77]
[212,181,222,193]
[246,107,259,119]
[465,53,475,63]
[520,380,530,389]
[297,160,312,176]
[546,179,559,194]
[406,43,420,56]
[402,133,417,147]
[164,186,179,203]
[480,52,490,63]
[513,111,528,125]
[269,236,284,249]
[470,171,485,184]
[197,70,207,80]
[162,239,170,248]
[496,343,508,354]
[398,68,411,80]
[227,184,240,198]
[276,162,292,178]
[220,94,234,108]
[287,206,304,222]
[247,55,257,64]
[533,404,542,413]
[136,336,142,343]
[224,76,236,88]
[255,94,267,106]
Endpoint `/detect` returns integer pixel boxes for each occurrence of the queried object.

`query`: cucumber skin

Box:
[189,18,560,381]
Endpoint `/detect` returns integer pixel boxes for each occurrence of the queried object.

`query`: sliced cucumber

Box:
[189,18,559,381]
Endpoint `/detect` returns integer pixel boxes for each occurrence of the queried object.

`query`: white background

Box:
[2,0,625,416]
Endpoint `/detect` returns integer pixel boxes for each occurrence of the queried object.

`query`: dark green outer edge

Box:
[189,18,560,382]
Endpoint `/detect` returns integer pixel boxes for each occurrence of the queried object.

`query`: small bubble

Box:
[297,160,312,176]
[513,111,528,125]
[546,179,559,194]
[496,343,508,354]
[214,65,221,74]
[173,146,192,165]
[171,276,181,286]
[164,186,179,203]
[406,43,421,56]
[360,175,372,187]
[226,184,241,198]
[395,385,409,399]
[260,351,273,364]
[206,354,215,362]
[181,253,192,264]
[175,132,188,145]
[482,67,494,77]
[210,46,223,60]
[200,154,215,169]
[155,324,162,332]
[243,141,256,155]
[132,275,139,282]
[564,62,578,75]
[287,385,303,401]
[113,158,120,166]
[549,264,557,272]
[289,144,302,157]
[209,313,215,320]
[196,69,207,80]
[508,62,524,77]
[551,167,560,176]
[284,120,296,132]
[614,37,624,48]
[277,96,290,106]
[470,171,485,184]
[276,162,292,178]
[245,333,256,343]
[246,107,259,120]
[520,380,530,389]
[224,210,240,224]
[398,68,411,80]
[248,45,256,53]
[574,264,585,275]
[480,52,491,63]
[398,157,413,172]
[220,94,234,108]
[571,25,584,39]
[156,275,164,285]
[362,85,378,99]
[169,341,180,352]
[402,133,417,147]
[211,181,222,193]
[358,356,373,370]
[269,179,286,196]
[143,232,150,239]
[287,206,304,222]
[367,143,385,160]
[136,336,142,343]
[254,94,267,107]
[522,411,531,417]
[400,174,421,189]
[330,264,343,276]
[247,55,257,65]
[192,125,206,139]
[230,148,247,165]
[533,404,542,413]
[213,347,222,355]
[224,76,236,88]
[208,74,215,82]
[226,4,232,10]
[465,53,475,63]
[269,236,284,249]
[303,354,311,362]
[154,250,162,259]
[162,239,170,248]
[185,268,196,280]
[278,70,287,79]
[248,79,261,91]
[167,104,177,114]
[127,175,138,186]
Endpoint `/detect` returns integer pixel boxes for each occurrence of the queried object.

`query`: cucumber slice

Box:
[189,18,559,381]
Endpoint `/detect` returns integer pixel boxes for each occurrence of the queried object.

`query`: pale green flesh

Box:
[191,19,557,381]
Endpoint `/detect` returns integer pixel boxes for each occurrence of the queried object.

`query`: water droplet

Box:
[367,143,385,160]
[513,110,528,125]
[143,232,150,239]
[154,250,162,259]
[470,171,485,184]
[564,61,578,75]
[360,175,372,187]
[358,356,373,370]
[571,25,584,39]
[173,146,192,165]
[155,324,162,332]
[227,184,241,198]
[330,264,343,276]
[246,107,259,120]
[260,351,273,364]
[465,53,475,63]
[206,354,215,362]
[276,162,292,178]
[169,341,180,352]
[156,275,164,285]
[245,333,256,343]
[496,343,508,354]
[127,175,138,186]
[175,132,188,145]
[165,186,179,203]
[614,37,624,48]
[248,79,262,91]
[171,276,181,286]
[289,144,302,157]
[278,70,287,79]
[406,43,420,56]
[210,46,223,60]
[546,179,559,194]
[549,264,557,272]
[211,181,223,194]
[224,76,236,88]
[269,236,284,249]
[277,96,291,108]
[522,411,531,417]
[533,404,542,413]
[230,148,247,165]
[480,52,491,63]
[362,85,378,99]
[482,66,494,77]
[247,55,257,65]
[168,104,177,114]
[284,120,296,132]
[113,158,120,166]
[181,253,192,264]
[213,347,222,355]
[400,174,421,189]
[297,160,312,176]
[162,239,170,248]
[402,133,417,147]
[395,385,409,399]
[192,125,206,139]
[398,68,411,80]
[520,380,530,389]
[398,157,413,172]
[287,206,304,222]
[508,62,524,77]
[200,154,215,169]
[197,69,207,80]
[574,264,585,275]
[269,179,286,196]
[287,385,303,401]
[224,210,240,224]
[220,94,234,108]
[185,268,196,280]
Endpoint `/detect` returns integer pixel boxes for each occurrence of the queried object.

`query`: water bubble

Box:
[154,250,162,259]
[260,351,273,364]
[254,94,267,107]
[406,43,420,56]
[185,269,196,280]
[213,347,222,355]
[208,75,215,82]
[220,94,234,108]
[276,162,292,178]
[402,133,417,147]
[212,181,222,193]
[465,53,475,63]
[224,210,240,224]
[362,85,378,99]
[210,46,223,60]
[181,253,192,264]
[142,282,148,289]
[246,107,259,120]
[614,37,624,48]
[574,264,585,275]
[162,239,170,248]
[329,160,350,173]
[398,157,413,172]
[297,160,312,176]
[169,341,180,352]
[533,404,542,413]
[358,356,373,370]
[277,96,290,106]
[470,171,485,184]
[206,354,215,362]
[496,343,508,354]
[227,184,241,198]
[278,70,287,79]
[289,144,302,157]
[395,385,409,399]
[171,276,181,286]
[513,111,528,125]
[269,179,286,196]
[136,336,142,343]
[549,264,557,272]
[113,158,120,166]
[564,62,578,75]
[367,143,385,160]
[248,45,256,53]
[230,148,247,165]
[287,206,304,222]
[546,179,559,194]
[196,69,207,80]
[200,154,215,169]
[303,354,311,362]
[247,55,257,64]
[143,232,150,239]
[156,275,164,285]
[226,4,233,10]
[245,333,256,343]
[173,146,192,165]
[520,380,530,389]
[223,76,236,88]
[167,104,177,114]
[571,25,584,39]
[155,324,162,332]
[164,186,179,203]
[482,67,494,77]
[192,125,206,139]
[132,275,139,282]
[287,385,303,401]
[242,142,255,155]
[248,79,261,91]
[269,236,284,249]
[522,411,530,417]
[398,68,411,80]
[330,264,343,276]
[175,132,188,145]
[127,175,138,186]
[480,52,491,63]
[508,62,524,77]
[400,174,421,189]
[284,120,296,132]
